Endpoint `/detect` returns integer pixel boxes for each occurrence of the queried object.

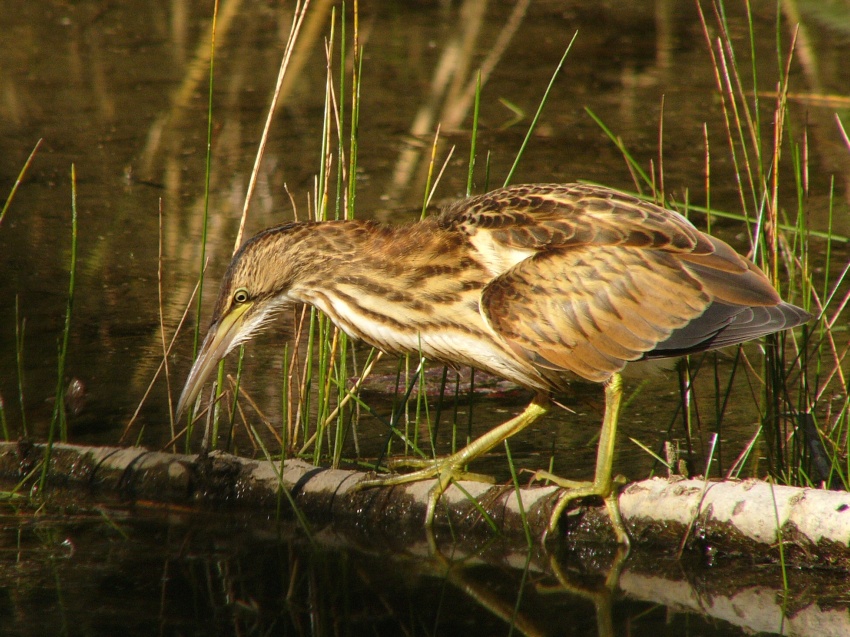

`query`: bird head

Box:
[176,223,311,418]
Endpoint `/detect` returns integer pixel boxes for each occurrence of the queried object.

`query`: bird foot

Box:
[355,398,549,528]
[355,456,496,525]
[532,470,631,547]
[386,456,496,484]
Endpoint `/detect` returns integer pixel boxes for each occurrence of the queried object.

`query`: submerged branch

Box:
[1,441,848,569]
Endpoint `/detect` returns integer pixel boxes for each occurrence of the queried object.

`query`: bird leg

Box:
[533,372,630,546]
[356,394,550,526]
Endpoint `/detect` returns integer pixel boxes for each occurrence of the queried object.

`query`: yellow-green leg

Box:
[356,394,550,525]
[536,372,630,546]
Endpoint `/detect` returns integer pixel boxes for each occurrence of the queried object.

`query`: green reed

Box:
[505,439,533,547]
[503,32,577,188]
[182,0,222,451]
[38,164,79,491]
[55,164,78,442]
[292,5,369,468]
[14,297,27,438]
[0,139,42,229]
[3,141,44,441]
[707,0,842,488]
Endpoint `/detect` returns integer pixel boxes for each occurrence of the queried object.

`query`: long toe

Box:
[539,472,630,545]
[355,457,496,523]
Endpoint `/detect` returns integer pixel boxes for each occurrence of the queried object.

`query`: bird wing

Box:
[444,183,715,257]
[480,245,712,382]
[451,183,794,383]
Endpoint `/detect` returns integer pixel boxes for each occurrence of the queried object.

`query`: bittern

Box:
[177,183,810,544]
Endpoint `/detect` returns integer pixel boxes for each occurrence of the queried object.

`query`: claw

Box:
[355,458,496,525]
[537,472,630,547]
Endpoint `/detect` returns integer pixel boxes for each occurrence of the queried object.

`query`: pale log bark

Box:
[1,441,848,568]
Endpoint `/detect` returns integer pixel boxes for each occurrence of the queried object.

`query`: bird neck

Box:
[288,217,456,289]
[280,217,550,391]
[284,217,479,344]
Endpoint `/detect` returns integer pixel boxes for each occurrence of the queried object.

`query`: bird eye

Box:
[233,288,249,304]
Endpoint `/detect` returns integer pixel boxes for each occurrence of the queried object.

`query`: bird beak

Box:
[176,302,253,419]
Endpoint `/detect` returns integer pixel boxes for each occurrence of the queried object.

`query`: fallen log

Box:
[1,441,848,568]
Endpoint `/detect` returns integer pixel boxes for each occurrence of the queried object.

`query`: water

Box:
[3,498,848,637]
[1,1,849,634]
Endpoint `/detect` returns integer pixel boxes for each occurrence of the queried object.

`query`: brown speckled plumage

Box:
[189,183,807,397]
[177,183,810,542]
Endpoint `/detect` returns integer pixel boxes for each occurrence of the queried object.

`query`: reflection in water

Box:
[2,503,848,636]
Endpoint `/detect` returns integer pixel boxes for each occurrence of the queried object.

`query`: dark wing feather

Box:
[649,301,812,357]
